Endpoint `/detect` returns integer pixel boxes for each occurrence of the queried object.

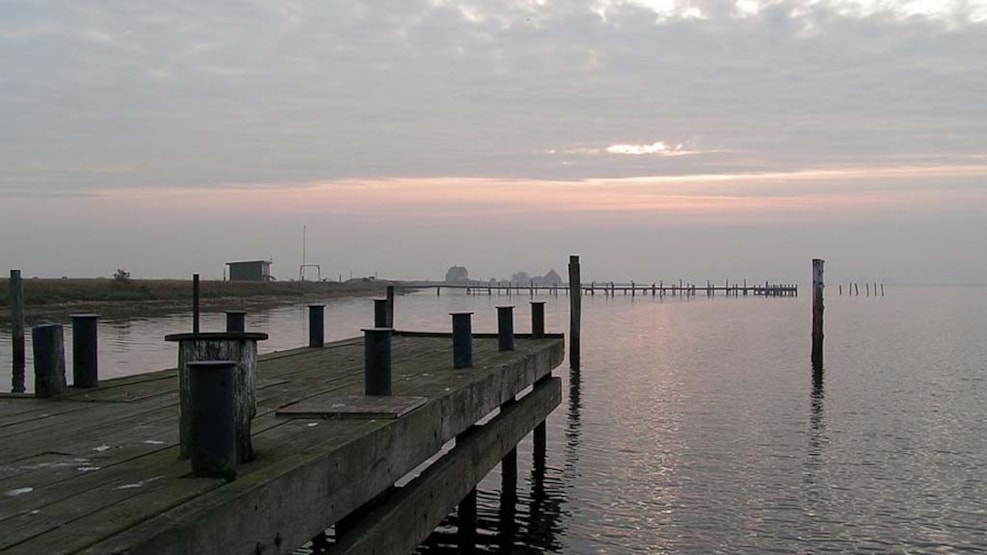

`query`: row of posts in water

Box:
[839,282,886,296]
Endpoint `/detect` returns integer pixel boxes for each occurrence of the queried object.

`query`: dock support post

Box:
[568,255,581,370]
[457,488,478,553]
[374,299,388,328]
[71,314,99,388]
[32,324,66,398]
[496,306,515,352]
[225,311,246,333]
[451,312,473,369]
[530,301,546,339]
[812,259,825,368]
[188,360,237,480]
[192,273,200,334]
[386,285,395,327]
[533,421,547,473]
[363,327,393,395]
[499,447,518,548]
[10,270,26,393]
[309,305,325,348]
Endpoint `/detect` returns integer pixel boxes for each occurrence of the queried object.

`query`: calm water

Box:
[3,287,987,552]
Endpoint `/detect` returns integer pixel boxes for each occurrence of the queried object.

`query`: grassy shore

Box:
[0,277,400,324]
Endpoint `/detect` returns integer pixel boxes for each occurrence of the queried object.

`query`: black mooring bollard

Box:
[225,311,246,333]
[188,360,237,480]
[374,299,388,328]
[309,305,325,348]
[450,312,473,369]
[363,327,393,396]
[497,305,515,352]
[530,301,546,339]
[385,285,395,327]
[71,314,99,388]
[33,324,67,398]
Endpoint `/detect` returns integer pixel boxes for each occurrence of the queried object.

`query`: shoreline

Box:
[0,278,411,325]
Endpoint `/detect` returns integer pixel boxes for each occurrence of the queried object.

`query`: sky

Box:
[1,0,985,284]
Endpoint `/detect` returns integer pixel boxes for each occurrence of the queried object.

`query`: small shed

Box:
[226,260,273,282]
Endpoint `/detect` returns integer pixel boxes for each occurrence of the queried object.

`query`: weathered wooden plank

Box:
[330,377,562,554]
[276,395,427,419]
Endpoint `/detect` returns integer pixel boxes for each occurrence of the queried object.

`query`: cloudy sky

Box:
[1,0,985,283]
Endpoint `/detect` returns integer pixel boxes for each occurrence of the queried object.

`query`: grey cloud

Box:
[1,0,985,191]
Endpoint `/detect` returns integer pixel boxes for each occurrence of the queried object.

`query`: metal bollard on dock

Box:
[450,312,474,369]
[225,311,246,333]
[496,306,515,352]
[188,360,238,480]
[309,305,325,348]
[71,314,99,388]
[363,327,393,396]
[374,299,388,328]
[530,301,546,339]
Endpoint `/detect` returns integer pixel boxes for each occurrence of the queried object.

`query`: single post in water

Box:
[71,314,99,388]
[188,360,238,480]
[10,270,25,393]
[568,255,581,370]
[363,327,393,395]
[192,273,200,334]
[385,285,395,327]
[32,324,66,398]
[451,312,473,369]
[309,304,325,347]
[225,311,246,333]
[530,301,546,339]
[497,305,515,352]
[812,259,825,368]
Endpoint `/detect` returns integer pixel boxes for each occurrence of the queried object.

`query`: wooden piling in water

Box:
[812,259,824,367]
[32,324,66,398]
[9,269,25,393]
[192,273,200,334]
[569,255,581,370]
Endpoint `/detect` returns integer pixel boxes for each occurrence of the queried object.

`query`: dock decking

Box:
[0,332,565,554]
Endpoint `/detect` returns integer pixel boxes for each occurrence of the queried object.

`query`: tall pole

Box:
[568,255,581,370]
[811,259,825,368]
[10,270,25,393]
[192,273,200,334]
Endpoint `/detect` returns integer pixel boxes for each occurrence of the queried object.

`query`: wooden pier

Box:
[0,332,564,554]
[426,281,798,298]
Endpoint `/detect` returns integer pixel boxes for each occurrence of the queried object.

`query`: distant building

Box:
[445,265,469,284]
[226,260,273,282]
[538,269,563,286]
